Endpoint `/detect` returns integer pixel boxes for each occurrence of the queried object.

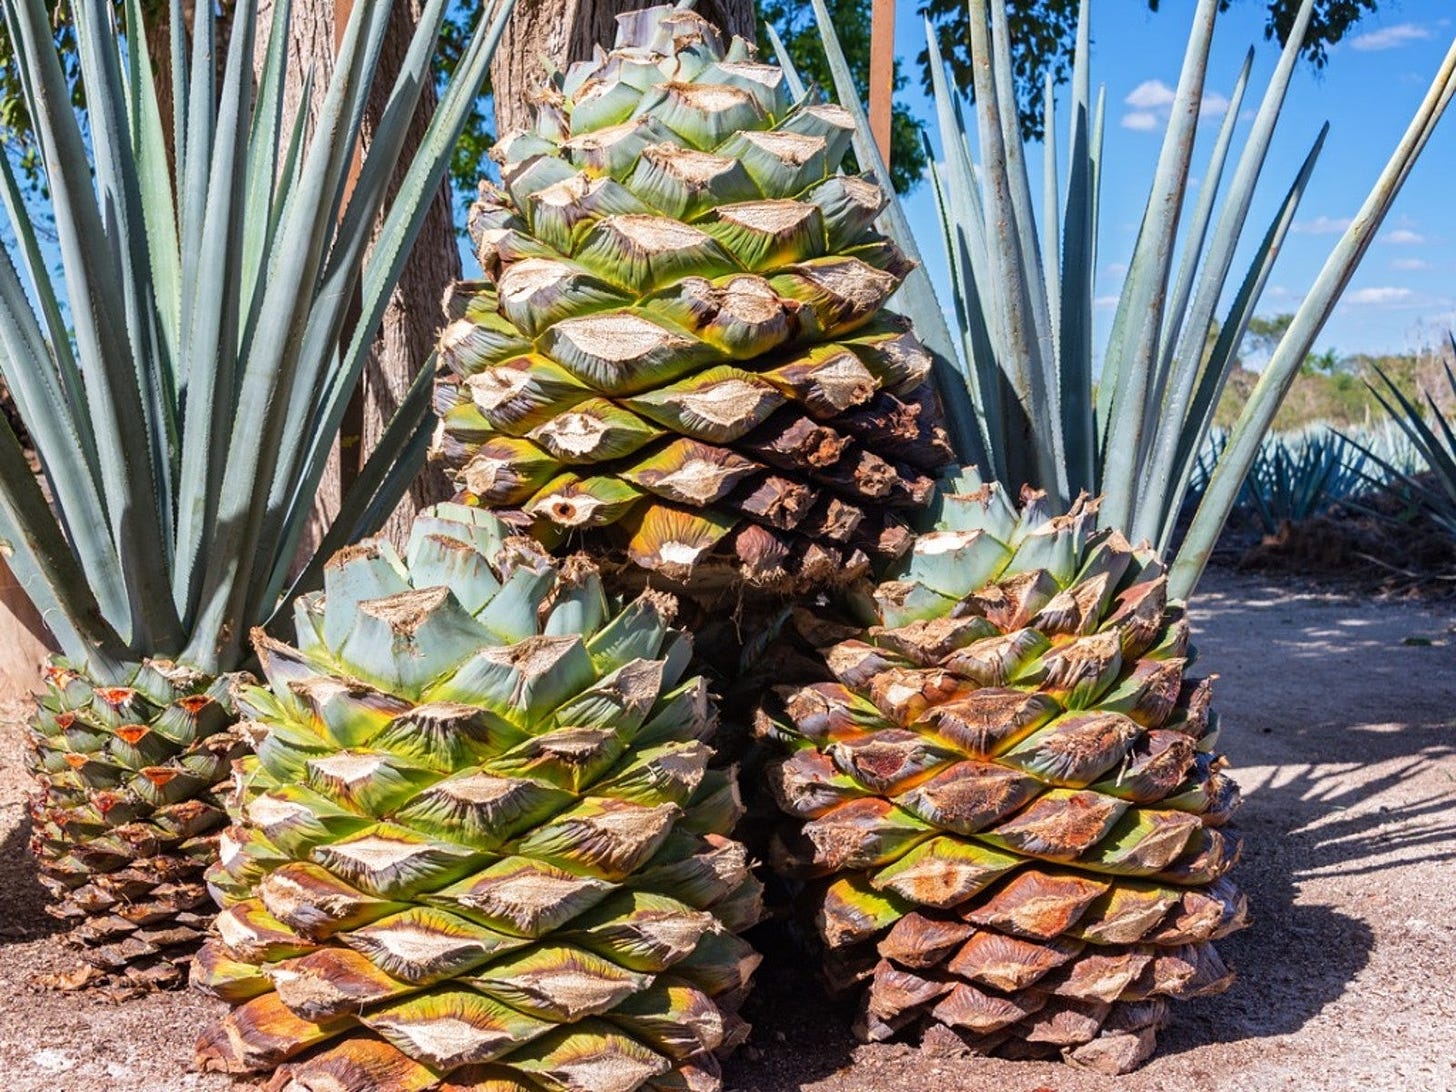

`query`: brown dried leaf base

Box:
[31,847,217,997]
[835,925,1237,1076]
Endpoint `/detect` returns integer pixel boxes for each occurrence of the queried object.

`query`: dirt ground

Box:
[0,569,1452,1092]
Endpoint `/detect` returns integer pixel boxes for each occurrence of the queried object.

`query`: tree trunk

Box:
[256,0,460,553]
[489,0,758,135]
[0,557,55,699]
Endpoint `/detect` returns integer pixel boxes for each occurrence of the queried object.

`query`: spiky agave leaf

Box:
[762,471,1245,1074]
[433,5,955,596]
[195,505,761,1090]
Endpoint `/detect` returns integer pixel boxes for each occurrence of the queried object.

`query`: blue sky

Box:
[890,0,1456,361]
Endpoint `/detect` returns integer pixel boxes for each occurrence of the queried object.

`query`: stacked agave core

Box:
[434,6,954,593]
[760,471,1246,1074]
[195,505,761,1091]
[26,661,245,991]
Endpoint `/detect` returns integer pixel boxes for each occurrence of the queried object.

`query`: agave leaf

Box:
[1136,0,1321,544]
[924,28,999,480]
[247,0,458,590]
[184,0,391,669]
[173,0,256,628]
[0,415,124,670]
[124,0,181,376]
[1160,128,1326,554]
[0,127,87,459]
[1172,33,1456,597]
[0,232,126,629]
[257,0,519,626]
[1057,0,1095,496]
[1098,0,1218,533]
[7,0,178,651]
[1042,73,1060,361]
[239,0,293,322]
[763,22,807,102]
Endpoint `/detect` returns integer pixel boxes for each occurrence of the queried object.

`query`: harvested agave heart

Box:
[26,661,248,994]
[759,470,1246,1074]
[433,5,954,597]
[194,505,762,1091]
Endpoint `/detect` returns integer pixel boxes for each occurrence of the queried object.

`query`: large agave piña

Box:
[1,0,513,991]
[433,5,955,595]
[195,505,761,1091]
[759,470,1245,1073]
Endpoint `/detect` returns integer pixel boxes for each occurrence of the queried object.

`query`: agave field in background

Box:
[1187,422,1429,537]
[1349,358,1456,540]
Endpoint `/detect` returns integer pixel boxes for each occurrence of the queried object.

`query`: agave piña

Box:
[760,470,1244,1073]
[432,5,955,596]
[195,505,761,1091]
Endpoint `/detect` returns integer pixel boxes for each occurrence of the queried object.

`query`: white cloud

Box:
[1120,79,1229,131]
[1292,216,1353,236]
[1200,92,1231,118]
[1346,287,1415,305]
[1125,80,1176,109]
[1392,258,1432,271]
[1351,23,1431,51]
[1105,262,1129,277]
[1383,228,1427,245]
[1094,295,1120,309]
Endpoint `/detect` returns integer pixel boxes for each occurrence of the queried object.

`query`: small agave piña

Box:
[194,505,762,1091]
[432,4,955,596]
[758,470,1245,1073]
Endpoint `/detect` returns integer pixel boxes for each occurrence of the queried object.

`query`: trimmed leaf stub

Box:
[433,5,955,597]
[763,471,1246,1074]
[194,503,761,1090]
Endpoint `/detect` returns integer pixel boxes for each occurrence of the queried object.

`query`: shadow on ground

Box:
[0,814,66,945]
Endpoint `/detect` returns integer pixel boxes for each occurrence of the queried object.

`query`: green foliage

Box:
[1191,426,1373,534]
[1352,354,1456,538]
[761,0,926,194]
[0,0,513,679]
[1214,348,1442,431]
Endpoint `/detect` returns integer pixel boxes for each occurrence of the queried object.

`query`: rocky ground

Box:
[0,569,1452,1091]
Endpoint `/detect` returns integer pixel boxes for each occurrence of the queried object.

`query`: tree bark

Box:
[256,0,460,552]
[489,0,758,135]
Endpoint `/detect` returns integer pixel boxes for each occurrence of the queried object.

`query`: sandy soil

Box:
[0,570,1452,1092]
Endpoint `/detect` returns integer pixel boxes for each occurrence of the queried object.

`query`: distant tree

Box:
[1302,346,1343,376]
[1249,314,1349,376]
[1247,313,1297,359]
